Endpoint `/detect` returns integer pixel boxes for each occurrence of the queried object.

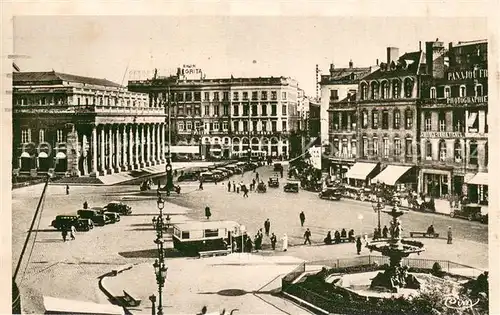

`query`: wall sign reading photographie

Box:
[446,96,488,105]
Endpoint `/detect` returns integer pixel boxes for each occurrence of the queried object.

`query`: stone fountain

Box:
[366,205,425,292]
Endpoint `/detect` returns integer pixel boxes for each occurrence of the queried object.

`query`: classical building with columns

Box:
[128,75,299,159]
[12,71,166,178]
[418,39,488,203]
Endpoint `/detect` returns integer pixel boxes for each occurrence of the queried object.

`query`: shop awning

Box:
[372,165,413,186]
[466,172,488,186]
[345,162,378,180]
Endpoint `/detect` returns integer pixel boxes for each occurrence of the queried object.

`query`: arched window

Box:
[425,140,432,160]
[444,86,451,98]
[404,78,414,98]
[430,87,437,99]
[393,109,401,129]
[439,140,447,161]
[360,83,368,100]
[394,137,401,156]
[362,110,368,128]
[370,81,379,99]
[392,80,401,99]
[454,139,462,162]
[381,81,389,99]
[475,84,483,96]
[405,109,413,129]
[459,85,467,97]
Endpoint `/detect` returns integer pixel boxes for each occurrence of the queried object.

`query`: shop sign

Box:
[446,96,488,105]
[447,69,488,81]
[421,131,464,138]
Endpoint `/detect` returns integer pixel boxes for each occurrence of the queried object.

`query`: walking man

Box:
[256,172,259,181]
[270,233,277,250]
[242,185,249,198]
[232,181,236,192]
[299,211,306,227]
[70,225,76,240]
[228,181,231,192]
[199,178,204,190]
[62,228,68,242]
[447,226,453,244]
[83,200,88,209]
[264,219,271,236]
[356,237,362,254]
[65,185,69,195]
[304,228,312,245]
[205,206,211,220]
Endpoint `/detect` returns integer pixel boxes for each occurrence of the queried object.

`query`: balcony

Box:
[14,104,165,115]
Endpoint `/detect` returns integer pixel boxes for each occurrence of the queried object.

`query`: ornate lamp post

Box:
[152,196,169,315]
[372,199,385,233]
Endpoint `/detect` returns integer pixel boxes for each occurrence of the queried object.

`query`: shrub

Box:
[431,262,444,277]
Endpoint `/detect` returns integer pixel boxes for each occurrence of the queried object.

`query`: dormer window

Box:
[459,85,466,97]
[430,87,436,99]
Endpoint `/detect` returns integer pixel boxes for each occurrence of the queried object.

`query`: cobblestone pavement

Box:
[11,165,488,314]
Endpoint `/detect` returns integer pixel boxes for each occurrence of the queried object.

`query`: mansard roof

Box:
[362,51,424,81]
[13,71,122,88]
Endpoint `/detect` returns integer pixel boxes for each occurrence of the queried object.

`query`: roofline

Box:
[454,39,488,47]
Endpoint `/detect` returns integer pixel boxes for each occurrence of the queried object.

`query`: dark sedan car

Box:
[104,201,132,215]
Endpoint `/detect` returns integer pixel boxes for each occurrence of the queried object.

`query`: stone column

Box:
[145,124,151,166]
[100,125,105,175]
[140,124,146,167]
[134,125,140,169]
[156,124,161,163]
[92,124,98,176]
[128,125,134,170]
[121,125,127,171]
[114,125,120,172]
[160,123,165,163]
[151,124,156,165]
[108,125,114,174]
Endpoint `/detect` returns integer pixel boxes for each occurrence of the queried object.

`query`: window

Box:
[233,121,239,131]
[438,111,446,132]
[222,122,228,131]
[341,139,348,156]
[233,105,239,116]
[424,112,432,131]
[404,78,414,98]
[177,122,184,131]
[233,92,239,101]
[252,91,258,100]
[459,85,466,97]
[204,105,210,116]
[475,84,483,96]
[430,87,437,99]
[214,105,220,116]
[21,129,31,143]
[282,92,287,100]
[204,123,209,132]
[439,140,446,161]
[213,122,219,131]
[252,121,258,131]
[426,140,432,159]
[362,110,368,128]
[282,105,287,115]
[282,121,287,131]
[362,137,368,157]
[243,104,249,116]
[467,110,479,133]
[405,138,413,156]
[405,109,413,129]
[204,92,210,101]
[243,121,248,132]
[181,231,190,239]
[351,140,357,157]
[371,82,379,99]
[77,97,81,105]
[213,92,219,101]
[243,92,248,100]
[469,141,478,165]
[194,121,201,131]
[261,104,267,116]
[444,86,451,98]
[383,138,390,158]
[186,107,192,116]
[371,110,379,129]
[373,137,379,155]
[223,104,229,116]
[39,129,45,143]
[186,121,192,131]
[382,111,389,129]
[178,93,184,102]
[271,91,277,100]
[261,91,268,100]
[262,121,267,131]
[56,129,64,143]
[194,92,201,101]
[271,105,277,116]
[360,83,368,100]
[392,80,401,98]
[223,92,229,101]
[393,110,401,129]
[394,138,401,156]
[186,92,192,102]
[204,229,219,238]
[271,121,277,132]
[454,140,462,162]
[252,105,258,116]
[330,90,339,101]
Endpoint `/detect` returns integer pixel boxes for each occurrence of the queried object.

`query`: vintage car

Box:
[77,209,102,223]
[92,214,112,226]
[103,212,120,223]
[284,181,300,193]
[104,201,132,215]
[268,177,279,188]
[319,187,343,201]
[200,171,216,182]
[51,214,93,231]
[450,204,483,221]
[273,163,283,172]
[177,171,199,182]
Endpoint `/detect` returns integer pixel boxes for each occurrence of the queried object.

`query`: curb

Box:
[98,265,135,315]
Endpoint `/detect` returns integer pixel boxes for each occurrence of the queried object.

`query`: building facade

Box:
[128,76,299,159]
[320,61,374,176]
[13,71,165,178]
[418,39,488,204]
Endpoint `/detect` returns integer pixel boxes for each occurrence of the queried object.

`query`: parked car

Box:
[77,209,102,222]
[450,204,482,221]
[51,215,93,231]
[104,201,132,215]
[92,214,112,226]
[284,181,299,193]
[103,212,120,223]
[177,172,199,182]
[319,187,342,201]
[268,177,279,188]
[273,163,283,172]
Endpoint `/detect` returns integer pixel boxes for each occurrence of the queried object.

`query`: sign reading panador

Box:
[447,69,488,81]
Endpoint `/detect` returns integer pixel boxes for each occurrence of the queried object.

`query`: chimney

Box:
[419,41,422,51]
[387,47,399,66]
[349,59,353,68]
[376,59,379,66]
[329,63,335,75]
[426,40,445,78]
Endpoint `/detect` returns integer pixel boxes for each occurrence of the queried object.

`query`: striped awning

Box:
[466,172,488,186]
[345,162,378,180]
[372,165,413,186]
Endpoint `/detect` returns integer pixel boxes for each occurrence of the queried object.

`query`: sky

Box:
[13,16,487,96]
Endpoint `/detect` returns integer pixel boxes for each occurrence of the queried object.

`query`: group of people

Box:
[61,224,76,242]
[323,228,356,245]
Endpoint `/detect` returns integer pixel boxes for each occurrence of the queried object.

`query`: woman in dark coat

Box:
[356,237,362,254]
[205,206,211,220]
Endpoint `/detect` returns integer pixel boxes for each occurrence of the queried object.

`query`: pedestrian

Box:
[382,225,388,238]
[255,234,262,251]
[228,181,231,192]
[252,178,256,191]
[83,200,88,209]
[299,211,305,227]
[205,206,211,220]
[447,226,453,244]
[373,228,379,240]
[232,181,236,192]
[62,228,68,242]
[246,237,253,253]
[256,172,259,181]
[243,185,249,198]
[356,237,362,255]
[199,178,204,190]
[264,219,271,236]
[280,169,283,178]
[270,233,277,250]
[304,228,312,245]
[70,225,76,240]
[282,233,288,252]
[65,185,69,195]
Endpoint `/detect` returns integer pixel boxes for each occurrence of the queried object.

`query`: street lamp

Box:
[152,195,168,315]
[371,198,385,236]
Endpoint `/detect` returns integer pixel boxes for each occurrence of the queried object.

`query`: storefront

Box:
[344,162,380,187]
[372,165,417,191]
[419,168,452,198]
[466,172,488,205]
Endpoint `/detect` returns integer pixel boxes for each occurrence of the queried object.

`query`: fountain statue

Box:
[366,205,425,292]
